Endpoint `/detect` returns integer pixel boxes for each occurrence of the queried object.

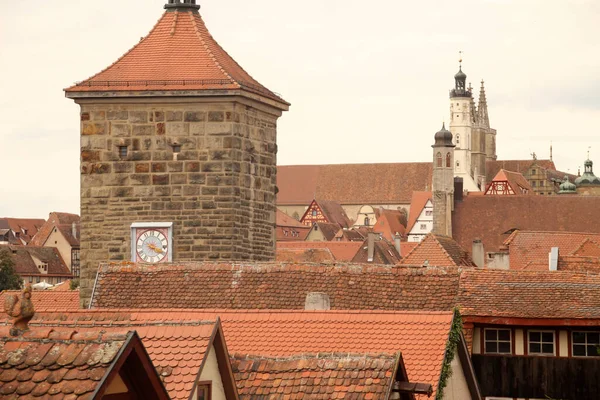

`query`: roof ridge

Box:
[189,12,236,86]
[432,235,460,267]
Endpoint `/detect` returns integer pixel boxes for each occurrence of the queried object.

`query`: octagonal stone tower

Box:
[65,0,289,306]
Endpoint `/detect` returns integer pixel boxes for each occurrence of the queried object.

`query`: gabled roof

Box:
[504,231,600,270]
[30,212,80,247]
[65,6,287,107]
[0,245,72,277]
[28,310,456,399]
[277,241,363,261]
[453,195,600,253]
[275,248,336,263]
[231,352,407,399]
[308,222,342,241]
[10,314,238,400]
[351,238,401,265]
[485,169,533,194]
[0,290,79,311]
[0,329,169,399]
[0,218,45,245]
[276,209,305,228]
[558,255,600,272]
[485,159,556,184]
[275,210,311,241]
[399,234,476,268]
[90,262,462,311]
[300,200,352,228]
[406,192,432,233]
[458,269,600,321]
[373,209,407,241]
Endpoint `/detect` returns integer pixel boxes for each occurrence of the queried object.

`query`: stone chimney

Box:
[72,222,77,240]
[394,234,402,257]
[367,232,377,262]
[549,247,559,271]
[305,292,331,310]
[472,239,485,268]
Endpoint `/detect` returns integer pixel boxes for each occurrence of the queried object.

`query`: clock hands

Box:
[147,243,164,254]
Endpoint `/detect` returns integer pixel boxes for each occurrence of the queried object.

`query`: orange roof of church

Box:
[65,5,287,105]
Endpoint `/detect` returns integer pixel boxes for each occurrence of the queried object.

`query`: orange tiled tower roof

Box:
[65,0,288,106]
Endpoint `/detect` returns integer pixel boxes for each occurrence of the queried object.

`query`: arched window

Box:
[446,153,451,168]
[436,152,442,167]
[364,215,369,226]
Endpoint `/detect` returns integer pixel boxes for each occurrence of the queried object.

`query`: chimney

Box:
[72,222,77,240]
[367,232,377,262]
[549,247,559,271]
[454,177,464,202]
[394,234,402,257]
[305,292,331,310]
[472,239,485,268]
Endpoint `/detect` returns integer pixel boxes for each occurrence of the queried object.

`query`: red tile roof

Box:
[0,245,72,277]
[30,212,80,247]
[558,255,600,272]
[453,195,600,253]
[505,231,600,270]
[28,310,455,398]
[485,169,533,194]
[373,209,407,241]
[0,218,45,245]
[0,290,79,311]
[65,7,287,106]
[310,222,342,241]
[231,353,401,399]
[399,234,476,267]
[0,328,132,398]
[400,242,418,257]
[275,248,335,263]
[90,262,462,311]
[485,159,556,184]
[458,269,600,320]
[351,238,401,265]
[277,242,363,261]
[406,192,432,233]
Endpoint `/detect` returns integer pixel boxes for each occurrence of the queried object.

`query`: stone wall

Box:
[78,99,281,305]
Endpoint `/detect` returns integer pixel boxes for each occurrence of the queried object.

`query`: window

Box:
[425,210,433,216]
[446,153,451,168]
[528,331,555,355]
[573,332,600,357]
[456,134,460,145]
[311,210,317,217]
[420,224,427,230]
[484,329,512,354]
[118,146,128,158]
[532,169,536,175]
[531,181,536,187]
[172,143,182,153]
[197,382,212,400]
[71,249,81,278]
[36,276,41,283]
[364,216,369,226]
[436,152,442,168]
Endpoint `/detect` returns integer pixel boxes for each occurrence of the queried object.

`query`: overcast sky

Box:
[1,0,599,217]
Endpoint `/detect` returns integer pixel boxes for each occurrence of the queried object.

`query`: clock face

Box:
[136,229,168,263]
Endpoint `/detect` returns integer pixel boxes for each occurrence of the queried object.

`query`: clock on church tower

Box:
[130,222,173,263]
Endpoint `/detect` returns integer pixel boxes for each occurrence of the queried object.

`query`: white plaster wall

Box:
[515,329,524,355]
[407,200,433,241]
[197,345,226,400]
[46,228,74,271]
[443,349,471,400]
[487,252,510,269]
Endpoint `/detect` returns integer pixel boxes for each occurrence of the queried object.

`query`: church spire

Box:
[477,80,490,128]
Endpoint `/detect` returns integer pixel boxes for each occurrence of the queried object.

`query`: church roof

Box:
[485,159,556,184]
[65,4,287,106]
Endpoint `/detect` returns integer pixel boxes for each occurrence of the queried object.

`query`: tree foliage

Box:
[0,249,22,291]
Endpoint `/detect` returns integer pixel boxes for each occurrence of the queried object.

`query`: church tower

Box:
[449,62,479,191]
[432,124,455,236]
[470,81,489,189]
[65,0,289,306]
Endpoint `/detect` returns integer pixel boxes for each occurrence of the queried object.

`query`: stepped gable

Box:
[0,290,79,311]
[399,233,476,267]
[89,262,462,311]
[453,195,600,253]
[504,231,600,270]
[458,269,600,320]
[65,4,287,106]
[27,309,457,399]
[231,353,409,399]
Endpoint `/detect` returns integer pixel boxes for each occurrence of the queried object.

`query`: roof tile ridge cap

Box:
[434,235,459,267]
[190,12,237,86]
[66,10,168,90]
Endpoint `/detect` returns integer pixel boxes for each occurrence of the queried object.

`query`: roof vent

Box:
[305,292,330,311]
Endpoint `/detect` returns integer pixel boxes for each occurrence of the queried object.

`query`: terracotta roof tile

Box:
[485,159,556,184]
[65,8,287,105]
[277,242,363,261]
[90,262,462,311]
[275,248,336,263]
[26,310,455,398]
[231,353,399,398]
[372,209,407,242]
[406,192,432,233]
[453,196,600,253]
[458,269,600,320]
[506,231,600,270]
[485,169,533,194]
[0,218,45,245]
[30,213,80,247]
[399,234,476,267]
[351,238,401,265]
[0,291,79,312]
[0,245,72,277]
[312,222,342,241]
[558,255,600,272]
[0,328,131,399]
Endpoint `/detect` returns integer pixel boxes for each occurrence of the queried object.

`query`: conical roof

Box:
[65,5,288,106]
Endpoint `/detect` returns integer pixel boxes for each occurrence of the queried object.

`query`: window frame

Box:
[572,331,600,357]
[527,330,556,356]
[196,381,212,400]
[483,328,512,355]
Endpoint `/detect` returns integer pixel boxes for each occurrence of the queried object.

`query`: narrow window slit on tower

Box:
[172,143,182,153]
[118,146,128,158]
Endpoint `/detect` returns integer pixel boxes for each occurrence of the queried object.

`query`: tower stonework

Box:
[65,0,289,306]
[432,124,455,237]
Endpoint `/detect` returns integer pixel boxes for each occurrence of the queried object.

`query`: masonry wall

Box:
[77,98,280,305]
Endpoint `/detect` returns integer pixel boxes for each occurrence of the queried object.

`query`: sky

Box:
[1,0,599,217]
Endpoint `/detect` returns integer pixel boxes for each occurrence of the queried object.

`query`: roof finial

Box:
[459,50,463,68]
[588,146,591,160]
[550,141,553,161]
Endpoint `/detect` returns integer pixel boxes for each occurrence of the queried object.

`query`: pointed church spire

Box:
[477,80,490,128]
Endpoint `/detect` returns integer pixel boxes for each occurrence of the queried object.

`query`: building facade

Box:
[65,0,288,305]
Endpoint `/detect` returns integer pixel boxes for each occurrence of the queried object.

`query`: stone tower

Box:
[432,124,455,237]
[477,81,497,162]
[470,81,488,188]
[65,0,289,306]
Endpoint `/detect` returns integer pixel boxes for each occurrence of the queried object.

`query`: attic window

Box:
[311,210,317,217]
[197,382,212,400]
[118,146,128,158]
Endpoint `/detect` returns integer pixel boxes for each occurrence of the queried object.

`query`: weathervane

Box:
[459,51,463,67]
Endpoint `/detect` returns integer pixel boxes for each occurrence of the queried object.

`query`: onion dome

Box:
[454,67,467,81]
[558,176,577,194]
[575,159,600,186]
[433,123,454,147]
